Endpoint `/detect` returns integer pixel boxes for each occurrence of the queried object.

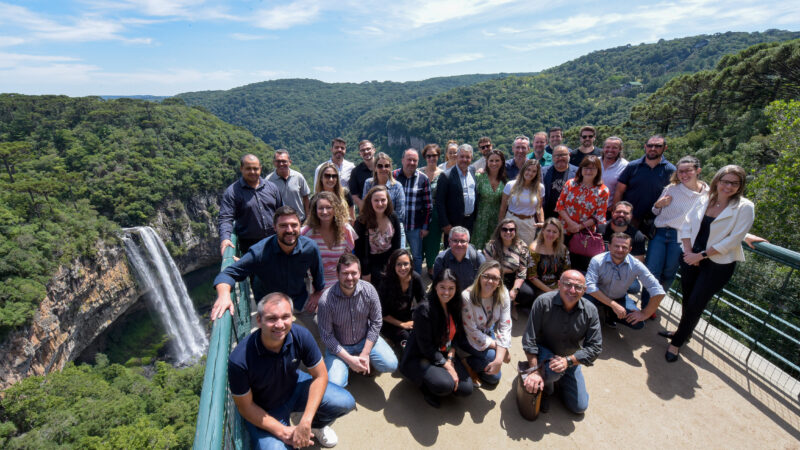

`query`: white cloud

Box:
[313,66,336,72]
[0,2,153,44]
[230,33,270,41]
[253,1,322,30]
[0,36,25,47]
[504,34,604,51]
[385,53,484,70]
[481,30,496,37]
[389,0,519,28]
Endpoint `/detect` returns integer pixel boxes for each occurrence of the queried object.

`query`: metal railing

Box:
[193,233,252,450]
[668,241,800,384]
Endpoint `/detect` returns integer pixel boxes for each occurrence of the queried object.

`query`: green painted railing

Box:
[193,233,252,450]
[668,241,800,382]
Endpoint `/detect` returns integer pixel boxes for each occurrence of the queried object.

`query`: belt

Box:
[510,211,536,220]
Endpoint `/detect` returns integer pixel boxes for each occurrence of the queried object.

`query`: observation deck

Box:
[194,238,800,448]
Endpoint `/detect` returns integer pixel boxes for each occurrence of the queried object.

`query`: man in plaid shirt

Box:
[393,148,432,275]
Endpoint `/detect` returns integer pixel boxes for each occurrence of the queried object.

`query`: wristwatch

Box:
[566,356,574,368]
[701,251,708,259]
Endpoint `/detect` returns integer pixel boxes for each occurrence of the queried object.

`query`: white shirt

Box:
[602,158,628,207]
[679,197,755,264]
[503,180,545,216]
[458,167,476,215]
[653,182,709,229]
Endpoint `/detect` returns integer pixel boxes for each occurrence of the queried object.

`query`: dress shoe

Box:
[657,330,675,339]
[665,347,680,363]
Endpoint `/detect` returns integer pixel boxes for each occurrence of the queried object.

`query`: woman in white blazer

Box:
[663,165,754,362]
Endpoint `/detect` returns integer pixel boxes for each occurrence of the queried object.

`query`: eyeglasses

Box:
[719,179,741,187]
[376,164,391,169]
[554,153,569,158]
[359,147,374,153]
[561,281,586,291]
[323,173,338,180]
[581,135,594,139]
[645,143,664,148]
[274,159,290,165]
[501,227,516,233]
[481,274,501,283]
[426,154,439,159]
[450,239,468,245]
[479,144,492,150]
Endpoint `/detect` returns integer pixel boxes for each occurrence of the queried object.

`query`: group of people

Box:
[212,131,758,449]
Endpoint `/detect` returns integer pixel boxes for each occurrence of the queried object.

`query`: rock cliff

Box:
[0,193,220,390]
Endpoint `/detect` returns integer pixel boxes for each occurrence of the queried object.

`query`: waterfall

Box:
[122,226,208,365]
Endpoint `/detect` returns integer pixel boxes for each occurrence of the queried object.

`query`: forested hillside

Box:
[363,30,799,154]
[628,38,800,248]
[0,95,272,337]
[177,74,515,177]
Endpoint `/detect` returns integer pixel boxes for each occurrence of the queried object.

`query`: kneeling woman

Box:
[400,269,473,407]
[460,260,512,386]
[379,249,425,348]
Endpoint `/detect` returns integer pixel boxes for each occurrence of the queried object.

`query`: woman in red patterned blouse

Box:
[555,155,609,271]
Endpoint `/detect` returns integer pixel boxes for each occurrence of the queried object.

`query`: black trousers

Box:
[417,357,473,397]
[671,259,737,347]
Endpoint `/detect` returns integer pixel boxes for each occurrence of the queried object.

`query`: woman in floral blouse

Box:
[460,260,512,387]
[555,155,609,271]
[472,149,507,249]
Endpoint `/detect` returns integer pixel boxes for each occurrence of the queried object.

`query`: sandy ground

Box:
[299,305,800,450]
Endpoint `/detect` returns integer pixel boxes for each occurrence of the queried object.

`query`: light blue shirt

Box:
[585,252,664,300]
[457,167,476,215]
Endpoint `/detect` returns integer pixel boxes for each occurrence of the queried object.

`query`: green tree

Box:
[749,99,800,248]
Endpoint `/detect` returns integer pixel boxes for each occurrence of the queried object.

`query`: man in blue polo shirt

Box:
[613,135,676,234]
[211,206,325,319]
[229,292,355,448]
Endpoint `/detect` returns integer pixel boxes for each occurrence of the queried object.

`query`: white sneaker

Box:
[311,426,338,448]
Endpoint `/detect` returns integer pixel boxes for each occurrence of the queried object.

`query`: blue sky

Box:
[1,0,799,96]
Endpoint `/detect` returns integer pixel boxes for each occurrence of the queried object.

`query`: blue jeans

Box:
[244,371,356,450]
[324,336,398,387]
[405,228,424,274]
[586,294,645,330]
[460,333,502,385]
[642,227,682,308]
[538,345,589,414]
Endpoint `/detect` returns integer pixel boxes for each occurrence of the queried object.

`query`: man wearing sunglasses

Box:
[471,136,493,171]
[569,125,603,167]
[613,135,677,232]
[521,270,602,415]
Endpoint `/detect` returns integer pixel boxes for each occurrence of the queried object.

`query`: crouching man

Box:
[520,270,602,414]
[228,293,355,448]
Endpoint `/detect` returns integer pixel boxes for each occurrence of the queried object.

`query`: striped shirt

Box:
[652,182,709,229]
[392,168,432,230]
[300,225,357,289]
[317,280,383,355]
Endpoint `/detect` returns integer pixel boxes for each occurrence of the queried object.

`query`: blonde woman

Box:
[314,162,355,223]
[460,260,512,386]
[438,140,458,171]
[499,159,544,245]
[527,217,571,301]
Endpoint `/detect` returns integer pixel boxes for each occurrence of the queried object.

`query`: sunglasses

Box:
[480,144,492,150]
[581,135,594,139]
[376,164,391,169]
[481,274,501,283]
[501,227,516,233]
[323,173,338,180]
[426,154,439,158]
[645,143,664,148]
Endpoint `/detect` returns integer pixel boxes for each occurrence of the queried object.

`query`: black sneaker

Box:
[604,314,617,329]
